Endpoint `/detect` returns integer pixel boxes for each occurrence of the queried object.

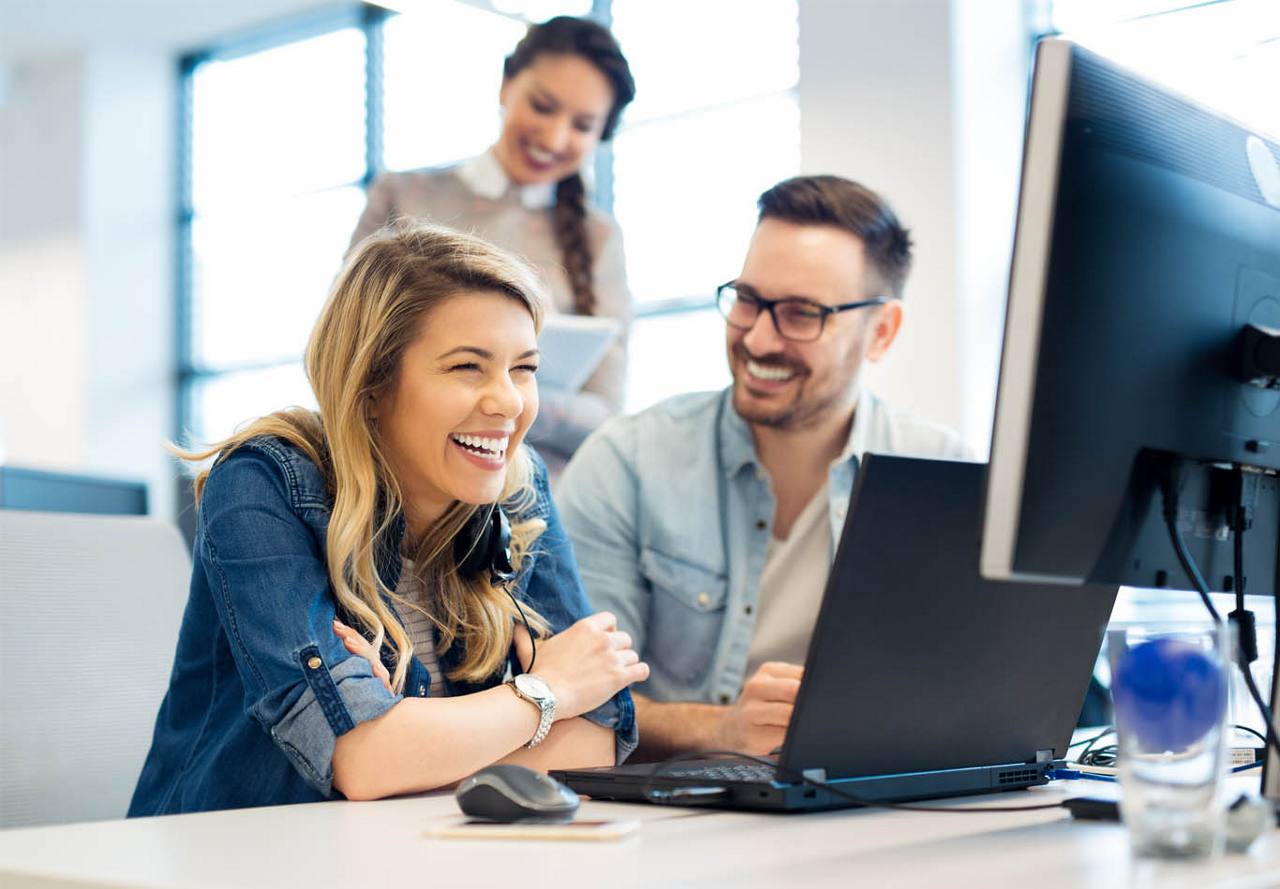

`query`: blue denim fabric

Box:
[129,437,635,817]
[557,388,970,707]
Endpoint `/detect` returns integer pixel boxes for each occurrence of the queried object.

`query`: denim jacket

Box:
[129,437,636,817]
[556,387,970,707]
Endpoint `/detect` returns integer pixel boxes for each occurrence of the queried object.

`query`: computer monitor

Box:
[981,38,1280,595]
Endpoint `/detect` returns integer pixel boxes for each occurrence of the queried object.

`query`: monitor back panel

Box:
[782,455,1117,779]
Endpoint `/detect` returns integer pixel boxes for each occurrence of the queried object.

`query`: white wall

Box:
[798,0,1030,453]
[83,50,177,517]
[0,55,89,470]
[0,50,176,516]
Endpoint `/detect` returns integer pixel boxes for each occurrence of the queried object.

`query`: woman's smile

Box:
[449,430,513,470]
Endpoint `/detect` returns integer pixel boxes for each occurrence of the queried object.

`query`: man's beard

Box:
[730,343,810,429]
[729,342,858,431]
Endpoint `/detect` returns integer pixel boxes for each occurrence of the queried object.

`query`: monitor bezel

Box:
[981,38,1075,584]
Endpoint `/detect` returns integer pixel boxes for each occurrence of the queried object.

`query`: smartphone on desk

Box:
[1062,796,1120,822]
[426,819,641,841]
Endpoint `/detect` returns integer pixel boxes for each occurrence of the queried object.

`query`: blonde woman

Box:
[129,222,645,815]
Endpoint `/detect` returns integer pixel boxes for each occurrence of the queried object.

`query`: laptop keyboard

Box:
[664,761,777,783]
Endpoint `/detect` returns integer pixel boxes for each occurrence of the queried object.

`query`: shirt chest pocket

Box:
[639,548,728,685]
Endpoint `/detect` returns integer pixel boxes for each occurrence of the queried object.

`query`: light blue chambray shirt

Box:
[557,387,972,706]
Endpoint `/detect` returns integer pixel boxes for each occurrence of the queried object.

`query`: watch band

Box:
[506,677,555,749]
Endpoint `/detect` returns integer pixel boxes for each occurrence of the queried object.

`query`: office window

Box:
[610,0,801,411]
[180,1,802,442]
[182,18,370,445]
[381,6,526,173]
[1043,0,1280,135]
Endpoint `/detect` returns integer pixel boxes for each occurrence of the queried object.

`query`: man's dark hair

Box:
[757,175,913,299]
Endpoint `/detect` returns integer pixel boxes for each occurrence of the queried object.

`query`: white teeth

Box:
[746,360,795,382]
[527,145,554,164]
[451,433,510,459]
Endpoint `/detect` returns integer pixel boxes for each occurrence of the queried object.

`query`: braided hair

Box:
[504,16,635,316]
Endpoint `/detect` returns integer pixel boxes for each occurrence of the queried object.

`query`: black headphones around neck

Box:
[452,503,538,672]
[454,505,515,584]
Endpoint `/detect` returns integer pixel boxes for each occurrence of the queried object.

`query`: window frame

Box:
[175,4,390,446]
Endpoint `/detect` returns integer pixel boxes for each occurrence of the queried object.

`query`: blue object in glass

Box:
[1112,638,1226,753]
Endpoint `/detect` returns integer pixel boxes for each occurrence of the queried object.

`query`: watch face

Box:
[514,673,551,700]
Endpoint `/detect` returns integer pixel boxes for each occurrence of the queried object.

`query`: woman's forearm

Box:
[332,685,540,800]
[331,688,616,800]
[498,716,615,771]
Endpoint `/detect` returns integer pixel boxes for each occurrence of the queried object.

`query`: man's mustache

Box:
[732,343,808,376]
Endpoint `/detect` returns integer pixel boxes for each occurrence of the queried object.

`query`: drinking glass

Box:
[1107,621,1231,859]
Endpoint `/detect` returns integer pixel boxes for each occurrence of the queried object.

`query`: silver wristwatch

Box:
[505,673,556,748]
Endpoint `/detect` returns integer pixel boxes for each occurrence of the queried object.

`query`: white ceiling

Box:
[0,0,343,67]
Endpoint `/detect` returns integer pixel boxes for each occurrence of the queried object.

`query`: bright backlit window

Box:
[381,5,525,172]
[1043,0,1280,136]
[610,0,799,410]
[179,1,802,443]
[182,19,369,444]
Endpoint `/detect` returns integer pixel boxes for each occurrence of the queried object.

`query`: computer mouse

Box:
[455,764,581,823]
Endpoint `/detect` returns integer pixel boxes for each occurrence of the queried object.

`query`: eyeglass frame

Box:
[715,281,888,342]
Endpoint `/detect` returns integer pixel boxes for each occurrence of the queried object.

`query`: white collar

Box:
[456,149,556,210]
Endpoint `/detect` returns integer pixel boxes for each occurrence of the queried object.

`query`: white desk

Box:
[1,782,1278,889]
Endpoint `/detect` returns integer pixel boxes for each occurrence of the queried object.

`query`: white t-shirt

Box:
[744,483,833,678]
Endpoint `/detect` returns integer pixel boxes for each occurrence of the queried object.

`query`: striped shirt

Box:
[396,559,448,697]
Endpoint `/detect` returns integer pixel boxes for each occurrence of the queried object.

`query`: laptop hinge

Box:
[802,768,827,784]
[1035,748,1055,763]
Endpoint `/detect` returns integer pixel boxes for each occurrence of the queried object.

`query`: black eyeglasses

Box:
[715,281,887,342]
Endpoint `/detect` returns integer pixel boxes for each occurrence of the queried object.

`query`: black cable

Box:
[1162,499,1222,623]
[1073,727,1118,767]
[1077,737,1119,769]
[1233,724,1269,748]
[1229,466,1260,666]
[639,750,1071,814]
[1052,723,1262,770]
[502,580,537,674]
[1228,468,1280,760]
[1234,468,1247,615]
[1161,466,1280,763]
[1240,668,1280,755]
[1073,724,1263,768]
[1227,466,1280,760]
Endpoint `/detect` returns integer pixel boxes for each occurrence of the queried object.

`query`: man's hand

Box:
[715,662,804,755]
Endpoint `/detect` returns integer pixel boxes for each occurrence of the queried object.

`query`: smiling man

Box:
[557,175,971,759]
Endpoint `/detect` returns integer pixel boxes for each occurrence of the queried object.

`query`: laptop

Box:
[552,455,1119,811]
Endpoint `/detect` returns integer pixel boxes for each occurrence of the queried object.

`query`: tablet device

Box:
[537,314,621,393]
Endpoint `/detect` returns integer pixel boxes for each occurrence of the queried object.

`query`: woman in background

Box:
[350,16,636,469]
[130,222,644,815]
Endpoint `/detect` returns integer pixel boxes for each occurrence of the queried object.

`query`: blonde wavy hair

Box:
[184,220,552,692]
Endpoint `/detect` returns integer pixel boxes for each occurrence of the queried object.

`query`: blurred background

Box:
[1,0,1277,527]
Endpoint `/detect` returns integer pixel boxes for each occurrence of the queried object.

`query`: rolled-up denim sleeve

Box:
[518,448,638,764]
[199,450,401,796]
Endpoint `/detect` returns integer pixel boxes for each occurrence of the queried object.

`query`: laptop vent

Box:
[996,768,1040,786]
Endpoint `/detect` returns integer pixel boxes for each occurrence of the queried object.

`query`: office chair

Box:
[0,510,189,828]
